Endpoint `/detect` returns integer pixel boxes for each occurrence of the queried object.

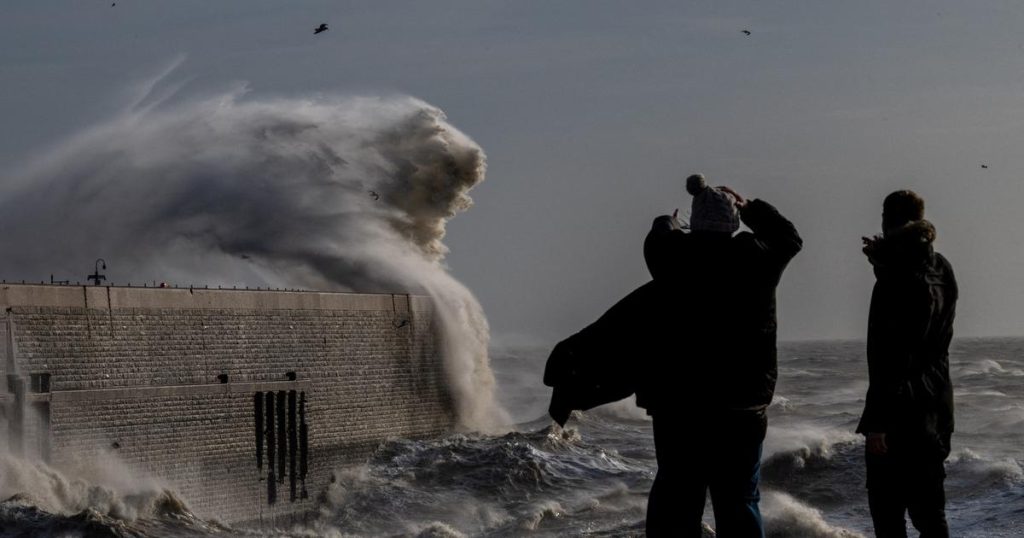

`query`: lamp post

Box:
[87,258,107,286]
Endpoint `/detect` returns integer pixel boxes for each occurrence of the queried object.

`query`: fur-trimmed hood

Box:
[863,219,937,270]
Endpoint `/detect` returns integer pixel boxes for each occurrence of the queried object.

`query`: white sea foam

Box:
[763,425,860,463]
[959,359,1024,377]
[761,491,865,538]
[947,448,1024,484]
[0,452,178,522]
[769,395,795,412]
[518,500,566,531]
[590,397,652,422]
[412,522,468,538]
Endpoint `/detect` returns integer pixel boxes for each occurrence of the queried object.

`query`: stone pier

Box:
[0,283,454,525]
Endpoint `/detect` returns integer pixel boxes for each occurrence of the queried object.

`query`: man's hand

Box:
[866,432,888,455]
[862,235,881,257]
[718,186,748,209]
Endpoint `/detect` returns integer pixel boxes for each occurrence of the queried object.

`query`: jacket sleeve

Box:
[858,387,891,434]
[643,215,686,281]
[900,351,950,406]
[544,282,664,425]
[739,199,803,277]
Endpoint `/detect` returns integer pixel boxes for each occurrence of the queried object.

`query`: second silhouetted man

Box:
[858,190,957,538]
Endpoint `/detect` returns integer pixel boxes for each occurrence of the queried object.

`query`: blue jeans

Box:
[646,411,767,538]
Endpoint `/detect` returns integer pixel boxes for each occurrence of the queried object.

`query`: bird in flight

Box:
[369,190,380,201]
[981,164,989,169]
[742,30,752,36]
[314,23,328,35]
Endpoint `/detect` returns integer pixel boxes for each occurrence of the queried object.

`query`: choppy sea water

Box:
[2,338,1023,537]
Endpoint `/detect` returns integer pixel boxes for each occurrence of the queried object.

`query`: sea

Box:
[2,338,1023,537]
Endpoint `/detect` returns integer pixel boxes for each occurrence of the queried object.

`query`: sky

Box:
[2,1,1024,343]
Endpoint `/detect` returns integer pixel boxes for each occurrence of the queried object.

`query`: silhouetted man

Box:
[857,190,957,538]
[640,174,802,537]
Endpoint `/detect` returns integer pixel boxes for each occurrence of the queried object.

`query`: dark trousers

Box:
[866,433,951,538]
[646,411,767,538]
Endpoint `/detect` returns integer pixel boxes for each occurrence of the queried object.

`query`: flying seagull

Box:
[981,164,989,169]
[369,190,380,201]
[742,29,751,36]
[314,23,328,35]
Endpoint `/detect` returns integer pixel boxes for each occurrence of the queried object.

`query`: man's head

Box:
[882,190,925,232]
[686,173,740,234]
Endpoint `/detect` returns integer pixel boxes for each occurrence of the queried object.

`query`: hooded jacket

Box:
[856,220,957,440]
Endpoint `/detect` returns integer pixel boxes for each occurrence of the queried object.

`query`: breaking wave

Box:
[761,432,865,509]
[761,492,865,538]
[0,66,506,432]
[0,452,223,537]
[946,448,1024,499]
[320,426,651,536]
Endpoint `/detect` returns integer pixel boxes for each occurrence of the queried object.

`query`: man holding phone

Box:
[640,174,802,537]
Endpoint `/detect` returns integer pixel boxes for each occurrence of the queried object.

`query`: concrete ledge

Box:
[0,284,433,313]
[24,380,312,403]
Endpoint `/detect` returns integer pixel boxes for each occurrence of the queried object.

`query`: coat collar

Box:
[864,220,936,271]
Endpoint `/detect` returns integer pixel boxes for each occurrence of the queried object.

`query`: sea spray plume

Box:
[0,85,509,432]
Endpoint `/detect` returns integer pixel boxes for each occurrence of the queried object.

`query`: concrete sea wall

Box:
[0,284,454,526]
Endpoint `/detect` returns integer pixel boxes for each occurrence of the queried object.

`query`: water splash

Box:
[0,73,507,431]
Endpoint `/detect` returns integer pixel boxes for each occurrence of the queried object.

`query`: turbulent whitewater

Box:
[2,339,1022,536]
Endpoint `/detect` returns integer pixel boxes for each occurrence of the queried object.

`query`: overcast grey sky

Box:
[3,1,1024,343]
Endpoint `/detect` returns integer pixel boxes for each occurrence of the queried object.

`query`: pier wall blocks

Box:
[0,284,454,525]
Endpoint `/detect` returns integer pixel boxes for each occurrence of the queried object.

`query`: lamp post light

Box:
[87,258,107,286]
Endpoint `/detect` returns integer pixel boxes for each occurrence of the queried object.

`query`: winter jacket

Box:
[856,220,957,440]
[543,199,800,425]
[637,199,802,413]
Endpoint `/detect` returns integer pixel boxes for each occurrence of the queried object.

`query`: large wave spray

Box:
[0,75,508,432]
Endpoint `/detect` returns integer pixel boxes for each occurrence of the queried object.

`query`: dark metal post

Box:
[87,258,107,286]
